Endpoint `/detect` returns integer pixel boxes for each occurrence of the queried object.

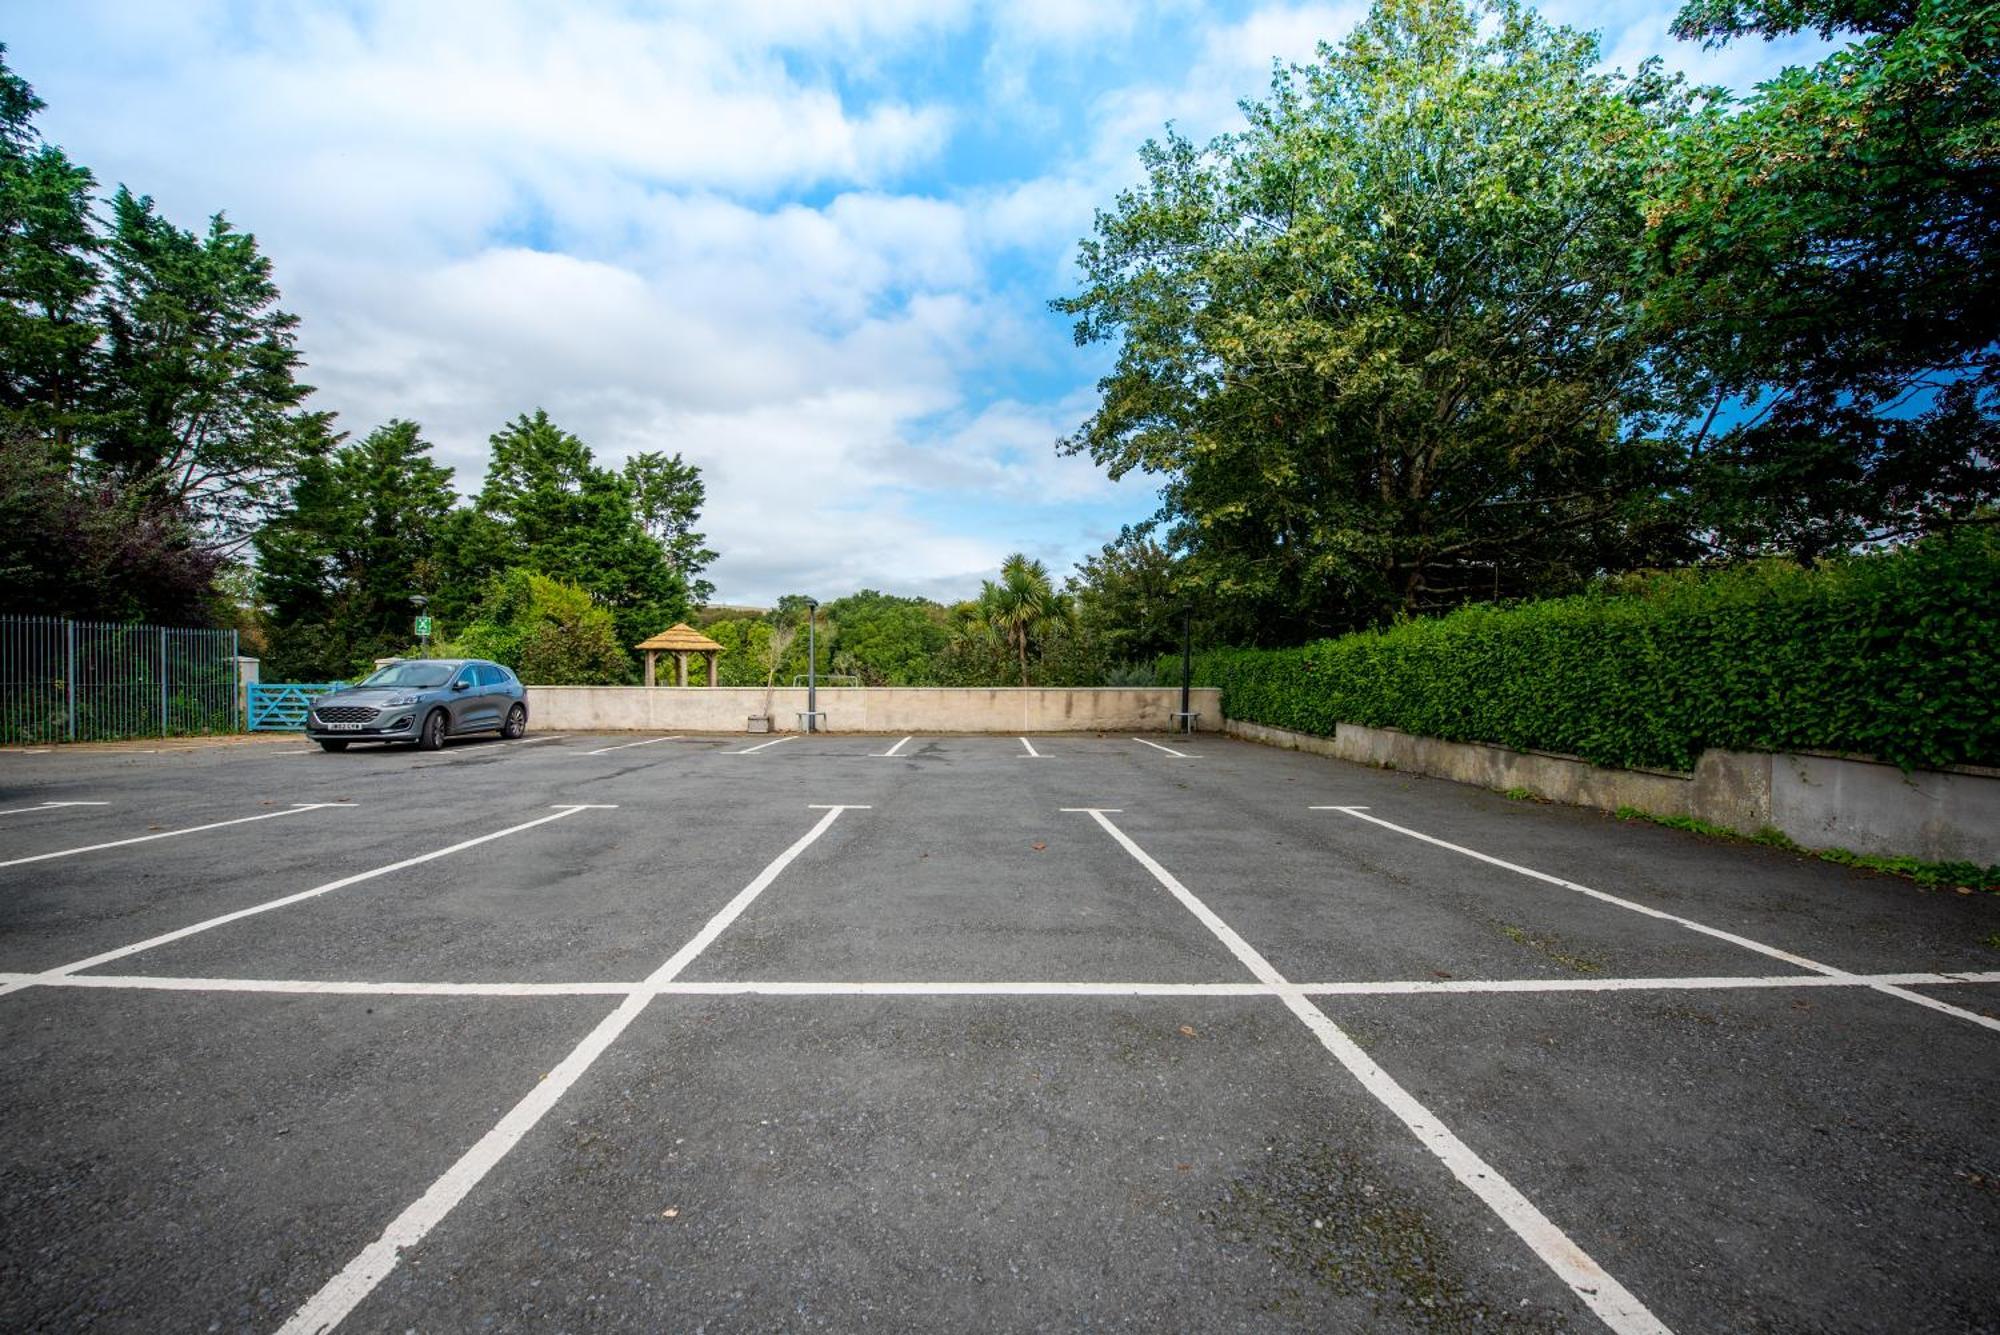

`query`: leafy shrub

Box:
[1181,531,1999,772]
[444,570,632,685]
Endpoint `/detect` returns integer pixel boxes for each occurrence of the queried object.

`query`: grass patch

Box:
[1500,786,1548,803]
[1614,807,2000,892]
[1497,923,1603,973]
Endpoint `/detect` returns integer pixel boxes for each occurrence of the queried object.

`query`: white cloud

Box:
[3,0,1844,606]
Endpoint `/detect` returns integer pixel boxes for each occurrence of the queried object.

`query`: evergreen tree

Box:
[472,409,695,654]
[255,420,456,679]
[95,187,333,551]
[0,46,99,451]
[623,450,717,606]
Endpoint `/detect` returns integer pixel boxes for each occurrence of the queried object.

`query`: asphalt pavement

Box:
[1,729,1995,1333]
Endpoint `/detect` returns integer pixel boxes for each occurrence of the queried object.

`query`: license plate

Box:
[324,722,365,731]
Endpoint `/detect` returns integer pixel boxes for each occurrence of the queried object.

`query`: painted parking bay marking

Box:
[583,736,682,755]
[0,800,110,817]
[0,805,617,999]
[727,736,795,755]
[1316,805,2000,1035]
[1073,805,1670,1335]
[5,967,1996,1001]
[0,802,350,869]
[279,804,867,1335]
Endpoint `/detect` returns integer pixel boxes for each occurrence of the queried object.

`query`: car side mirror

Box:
[452,679,471,691]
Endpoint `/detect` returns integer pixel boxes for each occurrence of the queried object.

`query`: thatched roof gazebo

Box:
[637,623,724,688]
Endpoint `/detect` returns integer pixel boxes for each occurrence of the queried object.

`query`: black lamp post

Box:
[805,599,819,733]
[1179,601,1193,732]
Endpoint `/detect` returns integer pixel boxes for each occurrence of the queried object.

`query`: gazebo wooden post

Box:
[634,624,725,694]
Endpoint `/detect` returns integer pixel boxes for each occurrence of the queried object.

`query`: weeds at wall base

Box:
[1612,806,2000,893]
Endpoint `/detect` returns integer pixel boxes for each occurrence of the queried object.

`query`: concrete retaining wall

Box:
[528,685,1222,735]
[1224,718,2000,865]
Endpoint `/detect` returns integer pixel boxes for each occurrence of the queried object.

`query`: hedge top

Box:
[1184,530,1998,775]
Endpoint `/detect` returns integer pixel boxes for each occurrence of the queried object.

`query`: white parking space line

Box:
[405,735,561,764]
[5,969,1993,1000]
[1019,737,1044,758]
[1077,807,1670,1335]
[0,804,616,999]
[0,800,110,817]
[0,802,349,869]
[1295,970,2000,996]
[279,803,862,1335]
[1133,737,1199,758]
[582,736,682,755]
[872,736,915,757]
[0,973,637,996]
[1319,806,2000,1035]
[726,735,794,755]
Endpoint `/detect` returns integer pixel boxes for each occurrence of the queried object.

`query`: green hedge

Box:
[1181,531,2000,773]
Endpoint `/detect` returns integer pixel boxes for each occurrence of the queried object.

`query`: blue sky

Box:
[6,0,1828,605]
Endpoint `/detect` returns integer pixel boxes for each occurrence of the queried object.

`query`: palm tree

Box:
[978,553,1073,686]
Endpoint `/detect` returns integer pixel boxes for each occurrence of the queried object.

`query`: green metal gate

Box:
[0,616,241,744]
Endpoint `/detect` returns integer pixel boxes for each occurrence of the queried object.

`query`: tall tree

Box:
[95,187,333,550]
[1057,0,1691,636]
[819,590,949,685]
[0,427,222,622]
[1067,527,1193,665]
[473,409,694,653]
[1647,0,2000,557]
[0,46,99,451]
[254,420,457,679]
[623,450,717,606]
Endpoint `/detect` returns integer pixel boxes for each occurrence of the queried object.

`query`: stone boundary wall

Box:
[1224,717,2000,866]
[528,685,1223,736]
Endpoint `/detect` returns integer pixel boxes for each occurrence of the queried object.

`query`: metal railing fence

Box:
[1,616,241,744]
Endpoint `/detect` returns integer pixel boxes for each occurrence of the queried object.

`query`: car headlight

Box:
[386,694,420,706]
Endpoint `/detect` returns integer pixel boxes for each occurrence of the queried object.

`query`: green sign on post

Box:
[414,615,433,639]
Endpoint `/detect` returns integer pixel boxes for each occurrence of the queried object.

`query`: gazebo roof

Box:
[635,622,724,653]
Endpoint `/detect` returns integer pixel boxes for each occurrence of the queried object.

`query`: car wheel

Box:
[317,739,348,753]
[418,708,449,751]
[502,704,527,739]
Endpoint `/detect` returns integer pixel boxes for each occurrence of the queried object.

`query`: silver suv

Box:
[306,659,529,752]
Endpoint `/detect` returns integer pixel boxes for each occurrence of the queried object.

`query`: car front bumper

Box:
[306,712,417,741]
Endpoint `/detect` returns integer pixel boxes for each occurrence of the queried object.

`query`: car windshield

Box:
[360,662,456,689]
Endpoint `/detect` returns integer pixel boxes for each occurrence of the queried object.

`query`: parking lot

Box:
[2,729,1996,1333]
